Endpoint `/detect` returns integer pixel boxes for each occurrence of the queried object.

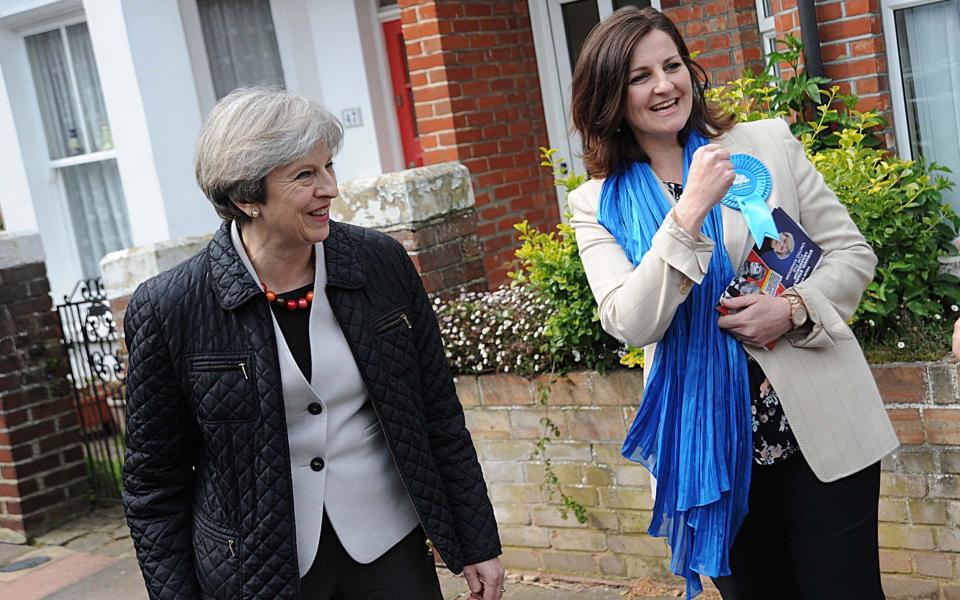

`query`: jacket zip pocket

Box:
[190,355,252,380]
[192,511,240,597]
[375,312,412,333]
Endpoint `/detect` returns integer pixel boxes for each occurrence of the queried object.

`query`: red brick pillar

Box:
[0,232,87,542]
[662,0,766,85]
[334,163,486,298]
[770,0,894,146]
[398,0,560,288]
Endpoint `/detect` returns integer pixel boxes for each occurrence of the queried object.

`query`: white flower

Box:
[868,319,875,327]
[897,341,905,349]
[953,305,959,312]
[934,314,942,320]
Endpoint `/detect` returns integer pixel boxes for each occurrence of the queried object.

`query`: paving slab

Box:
[44,556,148,600]
[0,548,116,600]
[0,543,32,568]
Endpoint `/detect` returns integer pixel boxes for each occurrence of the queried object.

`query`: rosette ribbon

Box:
[721,154,779,244]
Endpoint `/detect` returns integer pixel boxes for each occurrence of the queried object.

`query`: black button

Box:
[308,402,323,415]
[310,457,325,472]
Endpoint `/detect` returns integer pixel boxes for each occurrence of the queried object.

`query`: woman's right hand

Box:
[674,144,734,237]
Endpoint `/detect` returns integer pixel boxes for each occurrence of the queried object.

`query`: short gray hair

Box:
[195,87,343,222]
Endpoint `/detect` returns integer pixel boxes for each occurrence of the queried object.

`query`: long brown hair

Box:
[570,6,734,178]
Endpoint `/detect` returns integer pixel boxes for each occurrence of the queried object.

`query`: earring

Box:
[250,207,261,218]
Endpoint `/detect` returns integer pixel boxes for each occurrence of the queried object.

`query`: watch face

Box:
[793,305,807,326]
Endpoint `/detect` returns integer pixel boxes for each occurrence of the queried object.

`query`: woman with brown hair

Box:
[568,7,896,599]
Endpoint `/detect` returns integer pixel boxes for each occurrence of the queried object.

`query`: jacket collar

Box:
[208,220,365,310]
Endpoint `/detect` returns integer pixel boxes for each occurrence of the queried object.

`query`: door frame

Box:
[528,0,661,212]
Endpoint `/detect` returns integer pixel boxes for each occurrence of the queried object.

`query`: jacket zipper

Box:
[191,360,248,380]
[366,396,435,560]
[227,539,236,558]
[375,313,411,333]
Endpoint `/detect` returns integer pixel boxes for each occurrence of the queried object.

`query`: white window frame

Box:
[22,20,120,171]
[179,0,292,115]
[755,0,777,69]
[880,0,949,161]
[19,13,127,284]
[528,0,661,212]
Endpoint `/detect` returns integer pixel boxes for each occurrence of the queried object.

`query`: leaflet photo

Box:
[716,208,822,316]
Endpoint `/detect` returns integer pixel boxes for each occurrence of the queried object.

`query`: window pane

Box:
[196,0,285,99]
[66,23,113,152]
[561,0,601,72]
[60,160,132,278]
[895,0,960,214]
[613,0,651,10]
[25,28,81,159]
[761,0,773,19]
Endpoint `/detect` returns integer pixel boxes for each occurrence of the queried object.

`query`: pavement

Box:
[0,506,710,600]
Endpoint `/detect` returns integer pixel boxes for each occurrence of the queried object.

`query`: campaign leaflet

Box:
[716,208,822,347]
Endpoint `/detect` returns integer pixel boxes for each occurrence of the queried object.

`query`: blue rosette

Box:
[721,154,779,244]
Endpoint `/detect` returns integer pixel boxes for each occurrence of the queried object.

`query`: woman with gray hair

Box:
[122,87,504,600]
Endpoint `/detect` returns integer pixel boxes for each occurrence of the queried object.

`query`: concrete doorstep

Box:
[0,506,701,599]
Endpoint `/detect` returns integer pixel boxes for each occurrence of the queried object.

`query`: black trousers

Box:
[299,512,444,600]
[712,455,884,600]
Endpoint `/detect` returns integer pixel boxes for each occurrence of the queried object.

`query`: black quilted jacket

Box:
[122,221,500,600]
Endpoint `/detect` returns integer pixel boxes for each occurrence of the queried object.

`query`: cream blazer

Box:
[568,118,898,482]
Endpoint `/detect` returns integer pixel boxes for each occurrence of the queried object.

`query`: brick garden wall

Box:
[872,363,960,599]
[399,0,561,287]
[459,363,960,597]
[0,233,87,543]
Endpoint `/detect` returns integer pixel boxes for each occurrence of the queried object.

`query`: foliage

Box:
[802,98,960,334]
[859,309,957,364]
[707,34,883,151]
[508,148,640,372]
[433,286,552,375]
[531,379,587,523]
[709,37,960,356]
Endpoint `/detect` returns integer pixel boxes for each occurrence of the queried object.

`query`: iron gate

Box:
[56,278,126,501]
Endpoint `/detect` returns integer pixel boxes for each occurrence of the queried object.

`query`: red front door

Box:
[382,19,423,169]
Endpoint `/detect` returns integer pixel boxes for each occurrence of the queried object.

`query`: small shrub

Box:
[805,107,960,334]
[709,38,959,358]
[707,34,884,151]
[508,148,635,373]
[433,285,552,375]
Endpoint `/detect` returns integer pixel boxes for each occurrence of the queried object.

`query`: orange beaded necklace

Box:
[261,282,314,311]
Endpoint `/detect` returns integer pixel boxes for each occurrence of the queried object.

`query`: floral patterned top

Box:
[664,180,799,466]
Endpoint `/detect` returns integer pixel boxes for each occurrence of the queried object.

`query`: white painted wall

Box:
[299,0,394,180]
[0,0,403,300]
[93,0,215,240]
[0,0,85,300]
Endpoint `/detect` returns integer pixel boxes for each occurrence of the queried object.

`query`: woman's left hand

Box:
[462,557,505,600]
[717,295,793,347]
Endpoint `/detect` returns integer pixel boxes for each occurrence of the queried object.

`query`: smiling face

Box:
[253,144,337,246]
[621,29,693,152]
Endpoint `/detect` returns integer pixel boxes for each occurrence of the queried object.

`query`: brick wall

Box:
[872,363,960,598]
[662,0,766,85]
[460,362,960,597]
[399,0,560,287]
[0,233,87,543]
[390,211,487,297]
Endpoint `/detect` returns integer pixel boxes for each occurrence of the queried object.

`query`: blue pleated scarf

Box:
[597,132,752,599]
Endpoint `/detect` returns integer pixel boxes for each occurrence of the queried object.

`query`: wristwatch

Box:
[784,294,808,328]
